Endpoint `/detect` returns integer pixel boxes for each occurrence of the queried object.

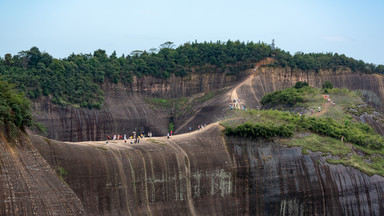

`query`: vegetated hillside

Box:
[224,85,384,176]
[1,40,383,109]
[2,83,384,215]
[3,40,384,142]
[29,86,384,215]
[26,64,384,142]
[0,81,85,215]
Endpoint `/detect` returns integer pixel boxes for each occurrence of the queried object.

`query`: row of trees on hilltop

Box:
[0,41,272,108]
[272,50,384,73]
[0,40,383,108]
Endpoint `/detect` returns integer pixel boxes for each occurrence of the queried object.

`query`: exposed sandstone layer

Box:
[31,67,384,141]
[30,125,384,215]
[0,131,85,215]
[176,68,384,133]
[32,72,248,142]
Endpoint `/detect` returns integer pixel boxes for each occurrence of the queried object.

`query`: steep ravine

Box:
[31,67,384,142]
[30,124,384,215]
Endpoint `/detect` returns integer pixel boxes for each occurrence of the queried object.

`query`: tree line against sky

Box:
[0,40,383,109]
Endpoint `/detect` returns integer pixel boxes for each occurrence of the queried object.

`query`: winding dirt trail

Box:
[230,72,255,101]
[314,95,332,117]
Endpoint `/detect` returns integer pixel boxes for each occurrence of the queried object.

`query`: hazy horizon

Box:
[1,0,383,65]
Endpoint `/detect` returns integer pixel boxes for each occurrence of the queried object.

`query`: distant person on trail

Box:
[167,133,170,139]
[170,130,173,136]
[341,136,344,142]
[189,127,192,133]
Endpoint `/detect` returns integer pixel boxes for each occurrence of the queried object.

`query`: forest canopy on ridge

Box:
[1,40,383,108]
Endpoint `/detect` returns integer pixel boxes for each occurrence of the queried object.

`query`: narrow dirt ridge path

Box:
[177,58,273,134]
[314,95,332,117]
[230,58,274,106]
[230,71,256,101]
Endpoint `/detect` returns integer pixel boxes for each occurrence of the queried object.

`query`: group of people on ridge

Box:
[106,131,150,144]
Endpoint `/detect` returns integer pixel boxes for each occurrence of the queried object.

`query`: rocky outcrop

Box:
[0,131,85,215]
[28,124,384,215]
[31,72,249,142]
[31,66,384,141]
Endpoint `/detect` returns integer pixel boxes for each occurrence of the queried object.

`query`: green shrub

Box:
[225,122,294,139]
[261,86,315,106]
[0,80,32,130]
[226,109,384,150]
[294,81,309,89]
[322,81,333,90]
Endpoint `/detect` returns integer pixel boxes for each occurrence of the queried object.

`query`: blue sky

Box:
[1,0,383,64]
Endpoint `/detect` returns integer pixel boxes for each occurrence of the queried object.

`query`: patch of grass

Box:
[221,109,292,128]
[318,106,350,123]
[148,139,166,145]
[352,144,384,156]
[327,88,364,110]
[95,146,108,151]
[298,91,323,108]
[288,134,351,156]
[144,97,188,109]
[196,91,219,103]
[327,155,384,177]
[56,166,68,180]
[301,147,309,155]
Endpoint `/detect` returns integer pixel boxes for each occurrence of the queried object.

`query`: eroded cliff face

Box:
[31,124,236,215]
[227,137,384,215]
[32,72,248,142]
[30,125,384,216]
[0,131,85,215]
[32,66,384,141]
[175,67,384,134]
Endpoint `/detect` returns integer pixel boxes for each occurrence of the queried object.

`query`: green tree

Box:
[294,81,309,89]
[322,81,333,89]
[0,80,32,130]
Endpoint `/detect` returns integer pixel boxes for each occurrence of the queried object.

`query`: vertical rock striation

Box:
[29,124,384,215]
[227,137,384,215]
[0,132,85,215]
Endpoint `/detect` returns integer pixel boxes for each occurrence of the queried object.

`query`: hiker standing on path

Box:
[341,136,344,142]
